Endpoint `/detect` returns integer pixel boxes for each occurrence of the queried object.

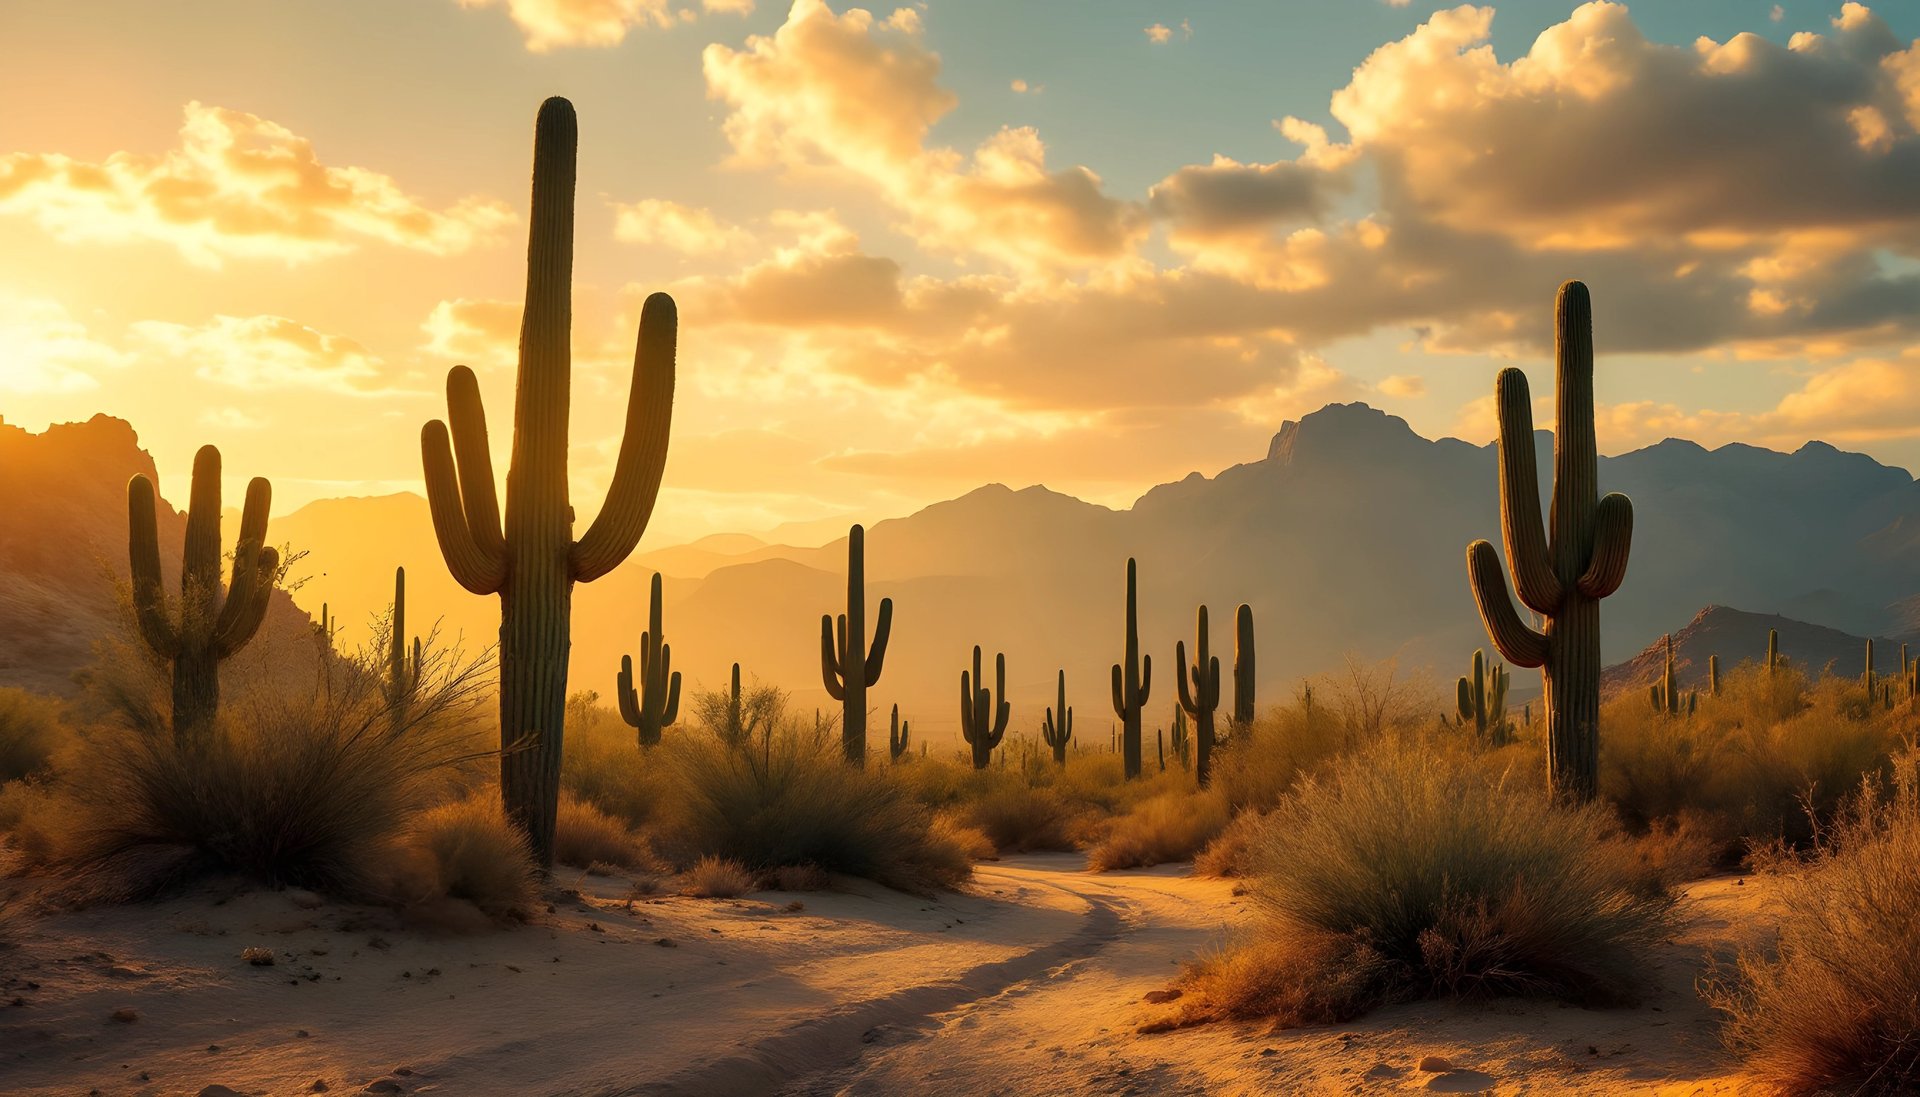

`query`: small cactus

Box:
[1708,654,1720,697]
[1866,638,1877,700]
[1170,707,1191,770]
[716,662,766,750]
[1110,558,1152,780]
[383,567,422,723]
[1455,649,1511,746]
[1041,669,1072,765]
[128,445,278,746]
[616,572,681,749]
[1767,628,1780,675]
[889,703,910,763]
[1649,634,1680,716]
[821,524,893,767]
[1176,605,1222,786]
[1232,604,1256,727]
[959,645,1009,770]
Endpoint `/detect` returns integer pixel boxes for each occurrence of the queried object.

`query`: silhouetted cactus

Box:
[1866,638,1878,699]
[420,98,676,866]
[1177,605,1221,786]
[1042,669,1072,765]
[1170,707,1191,770]
[960,645,1008,770]
[1708,654,1720,697]
[889,703,910,763]
[821,524,893,767]
[716,662,765,750]
[1456,649,1510,746]
[128,445,278,746]
[314,602,335,648]
[1111,558,1152,779]
[1466,281,1633,801]
[616,572,680,749]
[384,567,421,723]
[1232,603,1255,727]
[1767,629,1779,675]
[1648,634,1682,717]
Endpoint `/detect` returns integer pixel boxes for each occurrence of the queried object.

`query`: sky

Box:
[3,0,1920,545]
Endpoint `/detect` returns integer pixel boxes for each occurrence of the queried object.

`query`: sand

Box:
[0,858,1772,1096]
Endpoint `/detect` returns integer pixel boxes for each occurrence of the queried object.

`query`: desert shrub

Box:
[405,792,538,914]
[952,783,1083,853]
[1087,790,1232,871]
[554,794,653,871]
[680,854,755,898]
[1707,752,1920,1094]
[560,692,668,827]
[1193,808,1266,878]
[0,688,70,784]
[928,814,995,864]
[1182,737,1673,1025]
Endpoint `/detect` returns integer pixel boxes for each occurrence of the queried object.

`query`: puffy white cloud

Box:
[129,314,389,394]
[613,199,756,254]
[0,102,514,269]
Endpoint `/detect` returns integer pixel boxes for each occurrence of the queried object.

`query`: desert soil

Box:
[0,857,1770,1096]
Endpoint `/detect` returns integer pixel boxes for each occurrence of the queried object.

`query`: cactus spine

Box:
[821,524,893,766]
[420,99,676,866]
[1232,603,1255,727]
[616,572,680,749]
[889,704,910,763]
[1466,281,1633,802]
[959,645,1009,770]
[384,566,421,721]
[128,445,278,746]
[1177,605,1222,786]
[1042,668,1072,765]
[1111,557,1152,779]
[1456,649,1510,745]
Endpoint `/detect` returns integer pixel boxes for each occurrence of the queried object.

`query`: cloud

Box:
[129,314,389,394]
[454,0,757,51]
[613,199,756,254]
[0,293,128,394]
[1378,374,1427,398]
[703,0,1147,272]
[1145,20,1192,44]
[0,102,514,269]
[421,298,523,369]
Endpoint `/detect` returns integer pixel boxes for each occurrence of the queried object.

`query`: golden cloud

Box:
[130,314,390,394]
[0,293,128,395]
[613,199,756,254]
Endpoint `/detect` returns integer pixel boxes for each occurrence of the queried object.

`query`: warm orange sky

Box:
[4,1,1920,545]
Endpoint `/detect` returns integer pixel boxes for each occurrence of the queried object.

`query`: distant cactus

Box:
[1232,604,1256,727]
[959,645,1009,770]
[1455,649,1510,746]
[1767,628,1780,675]
[128,445,278,746]
[419,98,676,867]
[314,602,335,648]
[616,572,680,749]
[1708,654,1720,697]
[1177,606,1222,786]
[383,567,422,722]
[1042,669,1072,765]
[1156,727,1165,772]
[1111,558,1152,779]
[715,662,766,750]
[1170,707,1191,770]
[889,703,910,763]
[1466,281,1632,801]
[821,524,893,767]
[1866,638,1877,699]
[1648,634,1684,717]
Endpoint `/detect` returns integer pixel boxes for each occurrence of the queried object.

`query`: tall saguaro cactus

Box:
[616,572,680,749]
[1457,649,1510,745]
[821,524,893,766]
[1111,558,1152,779]
[1042,669,1073,764]
[420,98,677,866]
[1648,634,1682,716]
[128,445,278,746]
[960,645,1009,770]
[1232,604,1255,727]
[385,567,422,722]
[1177,605,1222,787]
[1466,281,1633,802]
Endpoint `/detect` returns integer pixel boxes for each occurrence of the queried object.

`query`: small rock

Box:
[1424,1068,1498,1093]
[1418,1056,1454,1073]
[110,1007,138,1023]
[654,938,677,948]
[1142,988,1182,1005]
[295,1029,311,1038]
[393,1068,414,1076]
[363,1082,404,1095]
[242,947,276,967]
[312,1083,329,1093]
[287,889,325,909]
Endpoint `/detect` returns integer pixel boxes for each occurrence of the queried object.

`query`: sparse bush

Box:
[1086,790,1231,871]
[680,855,754,898]
[554,794,653,871]
[1182,737,1673,1025]
[0,688,69,784]
[1707,751,1920,1094]
[561,693,668,827]
[1193,808,1266,878]
[949,782,1084,853]
[406,792,538,914]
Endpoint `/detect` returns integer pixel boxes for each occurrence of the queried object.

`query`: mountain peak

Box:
[1265,402,1425,466]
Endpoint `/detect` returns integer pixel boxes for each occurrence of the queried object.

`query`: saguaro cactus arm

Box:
[1577,493,1634,599]
[421,367,509,596]
[127,476,180,657]
[821,613,848,701]
[212,476,277,657]
[1467,541,1549,667]
[571,292,677,583]
[1493,369,1562,614]
[865,597,893,684]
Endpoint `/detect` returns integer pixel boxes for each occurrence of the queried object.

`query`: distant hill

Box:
[1601,605,1891,698]
[9,403,1920,746]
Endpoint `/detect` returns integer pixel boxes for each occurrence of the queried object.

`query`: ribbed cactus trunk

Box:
[1042,668,1072,765]
[616,571,681,748]
[1232,604,1255,727]
[821,525,892,766]
[1177,605,1220,787]
[1466,282,1632,802]
[1111,558,1152,780]
[421,99,676,867]
[960,645,1008,770]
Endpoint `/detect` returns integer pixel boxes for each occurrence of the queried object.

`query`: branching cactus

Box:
[384,566,422,723]
[1466,281,1632,801]
[616,572,680,749]
[1177,606,1222,786]
[1111,558,1152,779]
[315,603,335,648]
[1648,634,1680,717]
[1042,668,1073,765]
[1456,649,1510,746]
[1170,707,1191,770]
[420,98,676,865]
[959,645,1009,770]
[821,524,893,766]
[889,704,910,763]
[128,445,278,747]
[1232,603,1255,728]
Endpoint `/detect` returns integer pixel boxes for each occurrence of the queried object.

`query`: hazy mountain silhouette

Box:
[1600,605,1891,698]
[8,404,1920,744]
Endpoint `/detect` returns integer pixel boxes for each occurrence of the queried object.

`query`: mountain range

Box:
[6,402,1920,745]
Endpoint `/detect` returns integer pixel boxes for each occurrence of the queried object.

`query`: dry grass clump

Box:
[1706,751,1920,1095]
[949,781,1084,854]
[403,792,538,915]
[560,691,669,827]
[1181,737,1673,1026]
[0,688,70,784]
[1086,790,1231,871]
[680,854,755,899]
[1193,808,1266,878]
[554,794,654,871]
